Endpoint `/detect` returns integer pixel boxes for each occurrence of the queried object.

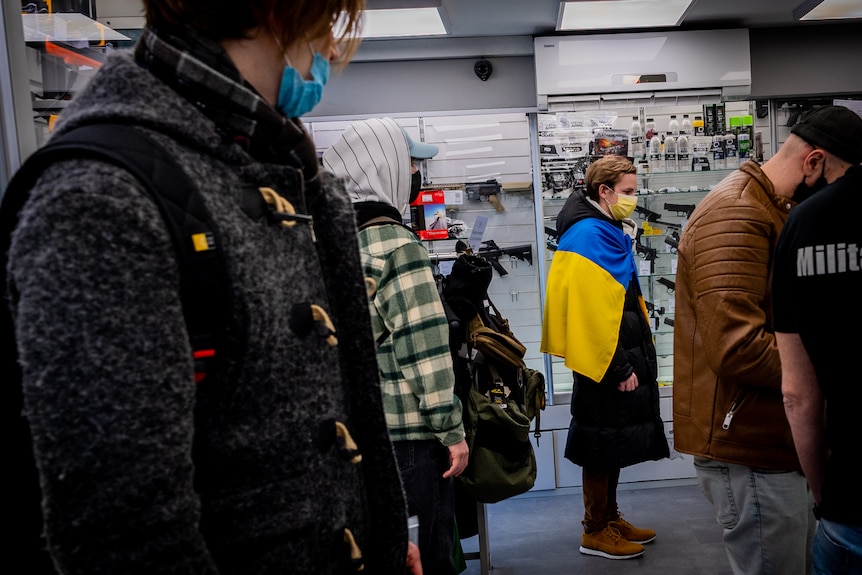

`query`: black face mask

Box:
[409,171,423,204]
[793,162,827,203]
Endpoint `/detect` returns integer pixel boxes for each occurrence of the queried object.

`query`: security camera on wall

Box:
[474,59,493,81]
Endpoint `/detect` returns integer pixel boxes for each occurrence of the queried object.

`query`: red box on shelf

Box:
[410,189,449,240]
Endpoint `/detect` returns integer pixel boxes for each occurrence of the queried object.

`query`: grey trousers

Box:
[694,456,816,575]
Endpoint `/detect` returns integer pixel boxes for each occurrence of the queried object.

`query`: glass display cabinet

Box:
[533,100,755,401]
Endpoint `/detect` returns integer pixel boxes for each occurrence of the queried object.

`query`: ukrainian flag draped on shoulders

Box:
[541,207,648,382]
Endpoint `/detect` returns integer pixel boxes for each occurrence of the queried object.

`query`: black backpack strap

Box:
[1,123,233,571]
[0,178,50,570]
[2,123,232,382]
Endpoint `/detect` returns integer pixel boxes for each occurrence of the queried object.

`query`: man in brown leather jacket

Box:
[673,105,862,575]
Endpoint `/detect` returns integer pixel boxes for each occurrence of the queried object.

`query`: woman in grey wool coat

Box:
[5,0,420,573]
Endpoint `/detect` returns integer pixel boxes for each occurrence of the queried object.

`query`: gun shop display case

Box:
[534,101,759,487]
[536,101,755,398]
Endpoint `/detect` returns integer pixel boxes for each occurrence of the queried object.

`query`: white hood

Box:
[321,117,413,214]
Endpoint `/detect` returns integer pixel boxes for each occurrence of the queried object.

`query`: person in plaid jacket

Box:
[323,117,468,575]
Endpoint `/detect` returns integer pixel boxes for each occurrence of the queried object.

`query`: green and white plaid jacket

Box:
[358,222,465,446]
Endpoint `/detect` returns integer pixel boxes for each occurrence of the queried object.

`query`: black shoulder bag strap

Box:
[1,123,232,571]
[2,123,232,380]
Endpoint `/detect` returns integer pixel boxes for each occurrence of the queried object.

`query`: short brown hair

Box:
[143,0,365,65]
[584,155,637,201]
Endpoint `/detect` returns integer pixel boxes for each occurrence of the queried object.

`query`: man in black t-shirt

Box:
[774,105,862,574]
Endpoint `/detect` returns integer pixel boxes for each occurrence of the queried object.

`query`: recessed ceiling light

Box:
[361,7,448,38]
[557,0,694,31]
[793,0,862,21]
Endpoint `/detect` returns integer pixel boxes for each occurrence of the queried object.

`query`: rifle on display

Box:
[663,203,696,218]
[635,206,682,231]
[657,277,676,293]
[465,179,504,212]
[475,240,534,277]
[635,229,658,266]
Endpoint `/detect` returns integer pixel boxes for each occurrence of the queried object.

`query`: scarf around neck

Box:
[134,26,318,176]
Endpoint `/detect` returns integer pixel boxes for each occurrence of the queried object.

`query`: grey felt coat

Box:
[6,41,408,574]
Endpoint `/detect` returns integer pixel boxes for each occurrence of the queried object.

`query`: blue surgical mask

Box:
[276,51,330,118]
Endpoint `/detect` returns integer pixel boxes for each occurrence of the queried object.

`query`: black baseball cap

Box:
[790,105,862,165]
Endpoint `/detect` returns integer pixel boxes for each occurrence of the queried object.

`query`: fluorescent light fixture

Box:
[361,7,447,38]
[558,0,694,31]
[793,0,862,21]
[21,13,131,43]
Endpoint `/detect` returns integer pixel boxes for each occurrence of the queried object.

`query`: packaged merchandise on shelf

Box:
[715,105,726,136]
[738,114,753,161]
[649,133,664,173]
[645,117,657,143]
[629,116,644,160]
[711,133,726,170]
[704,105,717,136]
[664,133,678,173]
[636,158,651,175]
[593,130,629,157]
[410,189,449,240]
[677,133,691,172]
[724,120,738,168]
[691,136,711,171]
[560,134,591,158]
[692,115,705,136]
[703,103,726,136]
[668,114,680,136]
[680,114,692,136]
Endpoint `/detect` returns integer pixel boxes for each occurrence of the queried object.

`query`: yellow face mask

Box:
[608,189,637,220]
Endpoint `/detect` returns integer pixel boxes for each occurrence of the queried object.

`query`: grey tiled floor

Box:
[459,479,732,575]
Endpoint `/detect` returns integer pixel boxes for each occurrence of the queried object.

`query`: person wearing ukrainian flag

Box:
[541,154,669,561]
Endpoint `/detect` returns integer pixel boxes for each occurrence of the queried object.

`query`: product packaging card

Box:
[593,130,629,157]
[703,103,726,137]
[410,190,449,240]
[469,215,488,249]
